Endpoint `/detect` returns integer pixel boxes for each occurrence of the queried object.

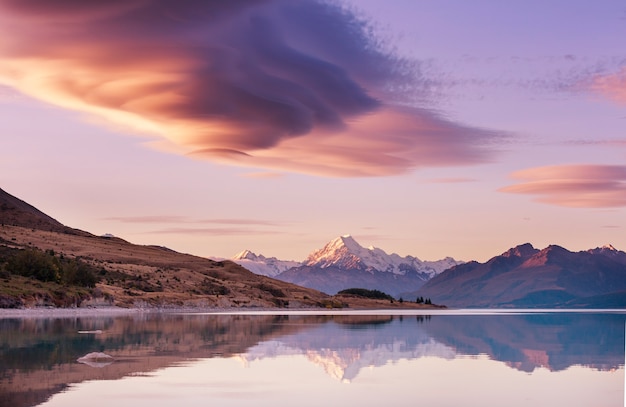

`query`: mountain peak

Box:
[305,235,365,269]
[231,250,299,278]
[233,249,262,261]
[588,244,622,254]
[587,244,626,265]
[501,243,538,259]
[329,235,361,251]
[302,235,463,278]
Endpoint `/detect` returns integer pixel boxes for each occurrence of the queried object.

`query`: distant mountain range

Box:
[409,243,626,308]
[232,235,463,297]
[5,186,624,309]
[232,250,300,278]
[233,237,626,308]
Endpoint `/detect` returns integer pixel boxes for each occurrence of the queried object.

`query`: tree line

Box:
[338,288,433,305]
[0,247,99,288]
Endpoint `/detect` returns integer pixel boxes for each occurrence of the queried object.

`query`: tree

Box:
[7,249,61,282]
[62,259,98,288]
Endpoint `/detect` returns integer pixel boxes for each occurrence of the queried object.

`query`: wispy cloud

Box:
[197,219,284,226]
[0,0,500,177]
[149,227,282,236]
[105,216,284,226]
[421,55,626,102]
[500,164,626,208]
[104,215,187,224]
[564,139,626,147]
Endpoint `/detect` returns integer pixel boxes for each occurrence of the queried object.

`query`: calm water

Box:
[0,310,624,407]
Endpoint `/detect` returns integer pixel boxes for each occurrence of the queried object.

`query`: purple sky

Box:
[1,0,625,262]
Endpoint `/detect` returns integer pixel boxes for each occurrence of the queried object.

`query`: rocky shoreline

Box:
[0,303,451,318]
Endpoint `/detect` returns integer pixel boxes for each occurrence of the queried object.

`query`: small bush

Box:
[198,278,230,295]
[255,283,286,298]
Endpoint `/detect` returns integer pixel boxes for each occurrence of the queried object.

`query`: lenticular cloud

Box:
[500,164,626,208]
[0,0,499,177]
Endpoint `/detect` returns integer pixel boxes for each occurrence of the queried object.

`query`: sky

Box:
[0,0,625,263]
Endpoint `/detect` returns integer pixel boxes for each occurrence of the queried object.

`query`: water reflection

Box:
[0,312,623,407]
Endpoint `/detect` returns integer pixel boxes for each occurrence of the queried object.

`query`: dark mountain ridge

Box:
[409,243,626,308]
[0,187,89,236]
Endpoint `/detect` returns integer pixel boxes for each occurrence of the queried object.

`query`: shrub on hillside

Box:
[3,248,99,287]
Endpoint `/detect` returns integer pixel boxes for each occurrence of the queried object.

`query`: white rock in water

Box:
[77,352,114,368]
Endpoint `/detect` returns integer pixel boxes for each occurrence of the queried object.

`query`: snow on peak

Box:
[588,244,624,255]
[230,236,463,279]
[327,235,359,249]
[586,244,626,264]
[231,250,299,278]
[304,235,463,276]
[233,249,262,261]
[305,235,368,270]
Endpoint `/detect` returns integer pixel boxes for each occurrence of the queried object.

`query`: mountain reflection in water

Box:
[0,311,623,407]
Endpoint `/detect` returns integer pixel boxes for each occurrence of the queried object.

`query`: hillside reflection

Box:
[0,312,623,406]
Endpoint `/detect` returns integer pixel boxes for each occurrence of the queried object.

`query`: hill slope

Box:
[0,187,70,233]
[0,188,439,309]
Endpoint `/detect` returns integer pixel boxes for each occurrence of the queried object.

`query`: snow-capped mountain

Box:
[303,234,460,278]
[586,244,626,265]
[232,235,463,296]
[231,250,300,278]
[274,235,464,297]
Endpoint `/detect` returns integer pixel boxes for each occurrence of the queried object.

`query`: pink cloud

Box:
[589,68,626,104]
[104,215,187,224]
[149,227,282,236]
[500,164,626,208]
[0,0,500,177]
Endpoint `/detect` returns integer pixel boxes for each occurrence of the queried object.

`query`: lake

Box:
[0,310,624,407]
